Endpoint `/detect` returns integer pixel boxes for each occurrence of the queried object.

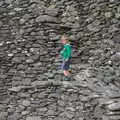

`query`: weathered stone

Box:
[66,107,75,112]
[45,8,58,17]
[0,1,120,120]
[8,86,23,92]
[0,41,4,46]
[36,15,59,23]
[54,74,63,81]
[8,113,21,120]
[8,86,32,92]
[21,111,29,115]
[0,21,3,27]
[0,1,3,7]
[87,23,100,32]
[31,81,51,87]
[105,12,112,18]
[36,107,48,113]
[115,13,120,18]
[44,72,54,79]
[26,59,34,63]
[19,29,25,35]
[107,102,120,111]
[22,100,31,107]
[46,109,55,115]
[109,115,120,120]
[65,111,74,119]
[8,53,14,57]
[5,0,12,4]
[0,112,7,120]
[14,7,23,11]
[12,57,22,63]
[22,78,31,86]
[19,19,26,24]
[26,116,42,120]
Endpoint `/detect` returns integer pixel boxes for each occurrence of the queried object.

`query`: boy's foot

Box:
[63,76,71,81]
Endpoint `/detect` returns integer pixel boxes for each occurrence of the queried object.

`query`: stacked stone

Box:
[7,79,103,120]
[0,0,120,120]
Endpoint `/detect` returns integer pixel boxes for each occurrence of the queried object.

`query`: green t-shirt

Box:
[60,44,72,60]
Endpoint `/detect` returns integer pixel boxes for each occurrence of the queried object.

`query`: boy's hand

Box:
[65,59,69,61]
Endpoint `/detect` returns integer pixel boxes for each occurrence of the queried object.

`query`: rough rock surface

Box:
[0,0,120,120]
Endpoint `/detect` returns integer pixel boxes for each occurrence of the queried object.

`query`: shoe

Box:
[63,76,70,81]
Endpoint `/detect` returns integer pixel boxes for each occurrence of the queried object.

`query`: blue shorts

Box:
[61,59,71,70]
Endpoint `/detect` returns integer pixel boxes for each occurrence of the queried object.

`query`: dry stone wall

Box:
[0,0,120,120]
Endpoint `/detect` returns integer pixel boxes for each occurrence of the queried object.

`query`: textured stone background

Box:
[0,0,120,120]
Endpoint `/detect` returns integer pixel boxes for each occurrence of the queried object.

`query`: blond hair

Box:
[61,35,69,42]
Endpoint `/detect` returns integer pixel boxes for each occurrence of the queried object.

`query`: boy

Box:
[60,36,72,81]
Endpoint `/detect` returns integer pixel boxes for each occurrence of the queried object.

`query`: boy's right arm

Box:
[60,48,65,56]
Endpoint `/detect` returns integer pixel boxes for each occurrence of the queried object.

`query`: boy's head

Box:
[61,36,68,44]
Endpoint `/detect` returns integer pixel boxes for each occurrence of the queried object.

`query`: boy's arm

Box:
[60,47,66,56]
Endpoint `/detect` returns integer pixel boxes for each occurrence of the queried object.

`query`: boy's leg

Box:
[61,59,72,80]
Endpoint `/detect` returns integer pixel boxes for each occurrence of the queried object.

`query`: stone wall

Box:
[0,0,120,120]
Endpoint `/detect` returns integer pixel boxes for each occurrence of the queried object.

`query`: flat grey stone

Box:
[54,74,63,81]
[22,78,31,86]
[22,100,31,107]
[36,107,48,113]
[8,53,14,57]
[8,86,33,92]
[0,41,4,46]
[87,24,100,32]
[31,81,51,87]
[36,15,59,23]
[19,29,25,35]
[66,107,75,112]
[0,21,3,27]
[115,13,120,18]
[109,115,120,120]
[21,111,29,115]
[8,113,21,120]
[0,112,7,120]
[5,0,12,4]
[78,118,84,120]
[87,20,100,32]
[113,34,120,43]
[12,57,22,63]
[47,109,55,115]
[65,111,74,119]
[26,59,34,63]
[0,1,3,7]
[107,102,120,111]
[19,18,26,24]
[106,111,120,116]
[44,72,54,78]
[14,7,23,11]
[26,116,42,120]
[105,12,112,18]
[45,8,58,17]
[8,86,23,92]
